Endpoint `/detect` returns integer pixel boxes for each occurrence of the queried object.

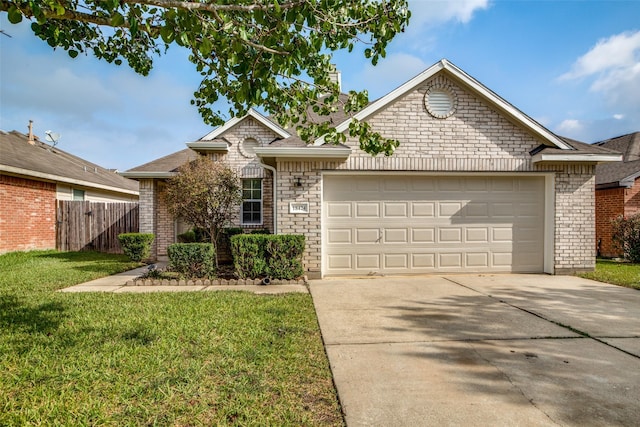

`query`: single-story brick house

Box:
[0,127,139,254]
[122,59,620,277]
[594,131,640,257]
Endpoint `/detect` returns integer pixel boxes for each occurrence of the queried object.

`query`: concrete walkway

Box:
[60,266,308,294]
[309,275,640,426]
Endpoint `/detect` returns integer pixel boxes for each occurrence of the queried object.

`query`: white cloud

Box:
[557,119,583,133]
[408,0,491,25]
[558,30,640,138]
[560,31,640,80]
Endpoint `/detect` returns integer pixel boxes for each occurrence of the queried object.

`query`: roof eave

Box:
[254,147,351,159]
[1,164,139,195]
[118,171,177,179]
[185,142,229,152]
[531,153,623,164]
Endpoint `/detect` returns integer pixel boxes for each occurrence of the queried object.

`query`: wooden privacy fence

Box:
[56,201,139,253]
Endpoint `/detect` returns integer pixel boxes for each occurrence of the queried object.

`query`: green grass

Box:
[0,251,343,426]
[578,259,640,290]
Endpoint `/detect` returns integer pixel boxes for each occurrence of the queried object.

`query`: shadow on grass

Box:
[0,293,66,335]
[34,251,140,272]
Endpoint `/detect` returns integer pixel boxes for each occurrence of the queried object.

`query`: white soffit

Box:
[254,146,351,159]
[314,59,573,151]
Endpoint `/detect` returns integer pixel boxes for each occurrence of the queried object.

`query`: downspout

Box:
[257,159,277,234]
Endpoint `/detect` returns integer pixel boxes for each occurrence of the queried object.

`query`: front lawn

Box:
[0,251,342,426]
[578,259,640,290]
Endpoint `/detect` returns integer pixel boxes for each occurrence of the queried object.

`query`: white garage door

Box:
[323,175,545,276]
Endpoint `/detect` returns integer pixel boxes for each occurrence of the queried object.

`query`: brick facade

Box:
[595,187,625,257]
[0,174,56,254]
[150,117,278,260]
[595,180,640,258]
[140,74,600,276]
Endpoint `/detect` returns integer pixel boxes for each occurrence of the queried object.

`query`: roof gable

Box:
[197,108,291,142]
[595,132,640,187]
[314,59,572,150]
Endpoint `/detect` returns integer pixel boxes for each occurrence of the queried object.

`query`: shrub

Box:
[612,214,640,263]
[266,235,305,280]
[250,228,271,234]
[232,234,304,279]
[231,234,269,279]
[167,243,216,278]
[118,233,154,262]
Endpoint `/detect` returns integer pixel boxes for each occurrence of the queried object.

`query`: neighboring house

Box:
[594,131,640,257]
[122,59,620,277]
[0,128,139,254]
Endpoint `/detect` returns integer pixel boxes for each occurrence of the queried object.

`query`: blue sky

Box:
[1,0,639,171]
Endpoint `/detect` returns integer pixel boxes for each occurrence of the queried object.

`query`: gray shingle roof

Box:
[125,148,199,173]
[1,130,139,193]
[594,132,640,187]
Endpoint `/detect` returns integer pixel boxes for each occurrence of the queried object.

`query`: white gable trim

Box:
[314,59,573,151]
[198,108,291,141]
[531,152,622,163]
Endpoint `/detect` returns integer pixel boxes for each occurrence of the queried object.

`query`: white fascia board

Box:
[531,153,623,163]
[185,141,229,151]
[199,108,291,141]
[254,147,351,159]
[1,164,139,195]
[315,58,572,151]
[118,171,177,179]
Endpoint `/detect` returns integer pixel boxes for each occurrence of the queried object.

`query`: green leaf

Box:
[7,6,23,24]
[111,13,125,27]
[68,49,78,58]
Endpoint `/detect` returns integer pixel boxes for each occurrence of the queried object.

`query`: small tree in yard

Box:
[162,156,242,267]
[611,213,640,263]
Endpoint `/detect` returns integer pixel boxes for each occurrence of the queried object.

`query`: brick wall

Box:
[624,180,640,217]
[0,174,56,254]
[596,187,624,257]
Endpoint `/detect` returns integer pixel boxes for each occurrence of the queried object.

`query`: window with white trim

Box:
[73,189,85,201]
[241,178,262,225]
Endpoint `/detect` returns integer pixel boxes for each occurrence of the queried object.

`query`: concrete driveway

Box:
[309,275,640,426]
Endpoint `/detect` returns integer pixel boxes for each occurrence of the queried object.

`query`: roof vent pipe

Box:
[27,120,35,145]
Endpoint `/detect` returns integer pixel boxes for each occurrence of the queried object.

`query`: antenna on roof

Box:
[44,130,61,149]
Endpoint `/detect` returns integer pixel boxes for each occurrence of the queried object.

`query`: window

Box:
[241,178,262,225]
[72,189,85,201]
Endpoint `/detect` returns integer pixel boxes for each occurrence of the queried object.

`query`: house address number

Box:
[289,202,309,214]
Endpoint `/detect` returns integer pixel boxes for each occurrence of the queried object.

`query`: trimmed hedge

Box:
[168,243,216,278]
[118,233,155,262]
[231,234,304,280]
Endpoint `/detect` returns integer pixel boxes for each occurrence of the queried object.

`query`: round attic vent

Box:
[239,137,260,158]
[424,85,457,119]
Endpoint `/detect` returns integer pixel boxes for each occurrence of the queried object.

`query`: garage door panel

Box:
[438,202,462,217]
[356,203,380,218]
[356,254,380,269]
[439,253,463,268]
[412,202,435,217]
[384,228,408,243]
[383,202,408,217]
[323,175,545,275]
[327,202,352,218]
[412,228,435,243]
[356,228,380,244]
[439,228,462,243]
[384,254,408,269]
